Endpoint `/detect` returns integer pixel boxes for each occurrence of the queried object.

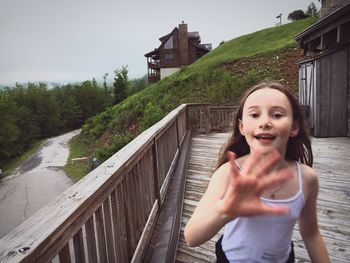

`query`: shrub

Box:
[288,10,308,21]
[140,102,164,131]
[95,133,135,161]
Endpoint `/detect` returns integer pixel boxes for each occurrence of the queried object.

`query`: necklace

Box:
[269,184,282,199]
[267,162,290,199]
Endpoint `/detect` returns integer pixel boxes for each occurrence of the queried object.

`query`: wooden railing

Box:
[0,104,236,263]
[188,104,237,133]
[147,62,160,69]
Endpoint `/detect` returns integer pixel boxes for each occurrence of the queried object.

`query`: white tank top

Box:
[222,162,305,263]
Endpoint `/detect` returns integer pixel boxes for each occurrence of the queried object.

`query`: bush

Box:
[288,10,308,21]
[140,102,164,131]
[95,133,134,161]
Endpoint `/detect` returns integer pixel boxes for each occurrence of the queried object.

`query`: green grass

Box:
[1,139,45,178]
[183,17,317,76]
[1,19,317,180]
[74,17,318,177]
[64,134,93,182]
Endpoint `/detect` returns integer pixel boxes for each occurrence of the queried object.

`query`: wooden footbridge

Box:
[0,104,349,262]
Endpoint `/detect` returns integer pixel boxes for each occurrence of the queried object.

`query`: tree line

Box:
[287,2,318,21]
[0,67,147,167]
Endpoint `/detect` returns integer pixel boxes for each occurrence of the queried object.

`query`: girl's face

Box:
[239,88,299,157]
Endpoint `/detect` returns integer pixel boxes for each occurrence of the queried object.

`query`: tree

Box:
[113,66,129,104]
[0,93,20,164]
[127,75,148,96]
[306,2,317,17]
[52,86,83,129]
[287,10,308,21]
[25,82,61,137]
[103,73,109,91]
[72,80,112,122]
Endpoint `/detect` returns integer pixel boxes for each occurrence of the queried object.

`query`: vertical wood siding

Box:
[314,47,348,136]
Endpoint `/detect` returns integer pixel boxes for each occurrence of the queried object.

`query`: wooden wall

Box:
[299,45,349,137]
[160,30,180,69]
[348,43,350,137]
[315,46,348,137]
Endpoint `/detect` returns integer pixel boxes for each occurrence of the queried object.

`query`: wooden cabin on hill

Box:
[145,22,212,84]
[295,0,350,137]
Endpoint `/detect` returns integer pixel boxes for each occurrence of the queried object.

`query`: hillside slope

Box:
[69,17,316,175]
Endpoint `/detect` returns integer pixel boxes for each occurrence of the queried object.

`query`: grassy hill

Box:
[66,17,317,180]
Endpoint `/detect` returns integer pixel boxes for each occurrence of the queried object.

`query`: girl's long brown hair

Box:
[217,81,313,168]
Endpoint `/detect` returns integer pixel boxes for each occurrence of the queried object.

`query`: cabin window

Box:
[164,36,173,49]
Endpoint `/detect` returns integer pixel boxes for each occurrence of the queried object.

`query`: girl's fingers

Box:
[259,168,294,192]
[227,151,240,180]
[242,150,262,175]
[254,150,281,178]
[243,149,281,178]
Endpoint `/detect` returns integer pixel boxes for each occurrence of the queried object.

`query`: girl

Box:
[184,81,330,262]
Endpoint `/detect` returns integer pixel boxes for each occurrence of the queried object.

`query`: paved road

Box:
[0,129,80,238]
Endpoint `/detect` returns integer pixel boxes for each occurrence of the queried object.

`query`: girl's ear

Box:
[290,121,299,137]
[238,119,245,136]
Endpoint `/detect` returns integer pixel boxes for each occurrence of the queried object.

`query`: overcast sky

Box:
[0,0,320,85]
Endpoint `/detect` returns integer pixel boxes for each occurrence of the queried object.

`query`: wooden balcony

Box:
[0,104,349,262]
[148,61,160,69]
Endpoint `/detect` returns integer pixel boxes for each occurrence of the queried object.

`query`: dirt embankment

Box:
[223,47,308,94]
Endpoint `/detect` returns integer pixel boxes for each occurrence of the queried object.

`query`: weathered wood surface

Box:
[143,132,191,262]
[293,137,350,263]
[176,134,350,263]
[187,104,237,134]
[0,104,188,263]
[176,133,229,262]
[314,47,348,137]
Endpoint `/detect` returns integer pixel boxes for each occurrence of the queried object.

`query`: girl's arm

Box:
[184,150,293,247]
[298,165,330,263]
[184,162,234,247]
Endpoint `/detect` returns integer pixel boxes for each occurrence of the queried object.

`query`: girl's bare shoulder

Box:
[213,155,247,179]
[299,163,318,183]
[212,161,231,182]
[299,163,319,199]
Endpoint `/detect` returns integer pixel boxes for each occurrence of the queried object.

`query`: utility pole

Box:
[276,13,282,26]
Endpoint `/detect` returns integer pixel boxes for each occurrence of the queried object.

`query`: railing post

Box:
[185,105,190,131]
[152,139,161,208]
[175,118,180,153]
[203,105,211,134]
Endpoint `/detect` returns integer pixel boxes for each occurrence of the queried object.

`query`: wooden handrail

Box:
[187,104,237,133]
[0,103,236,263]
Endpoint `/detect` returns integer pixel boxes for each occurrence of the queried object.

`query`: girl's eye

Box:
[249,113,259,118]
[272,113,283,119]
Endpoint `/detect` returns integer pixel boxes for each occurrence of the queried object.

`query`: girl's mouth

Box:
[254,134,276,141]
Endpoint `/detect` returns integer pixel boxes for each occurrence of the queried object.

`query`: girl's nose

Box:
[259,119,272,129]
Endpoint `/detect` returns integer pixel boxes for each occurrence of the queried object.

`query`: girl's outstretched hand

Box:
[220,150,292,218]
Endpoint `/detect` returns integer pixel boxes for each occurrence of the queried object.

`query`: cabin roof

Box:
[145,25,211,57]
[295,0,350,42]
[144,48,159,57]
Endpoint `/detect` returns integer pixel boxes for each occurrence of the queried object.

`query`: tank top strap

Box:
[234,160,241,170]
[296,161,303,192]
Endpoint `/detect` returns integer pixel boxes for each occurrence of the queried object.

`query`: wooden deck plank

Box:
[175,134,350,262]
[175,133,229,262]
